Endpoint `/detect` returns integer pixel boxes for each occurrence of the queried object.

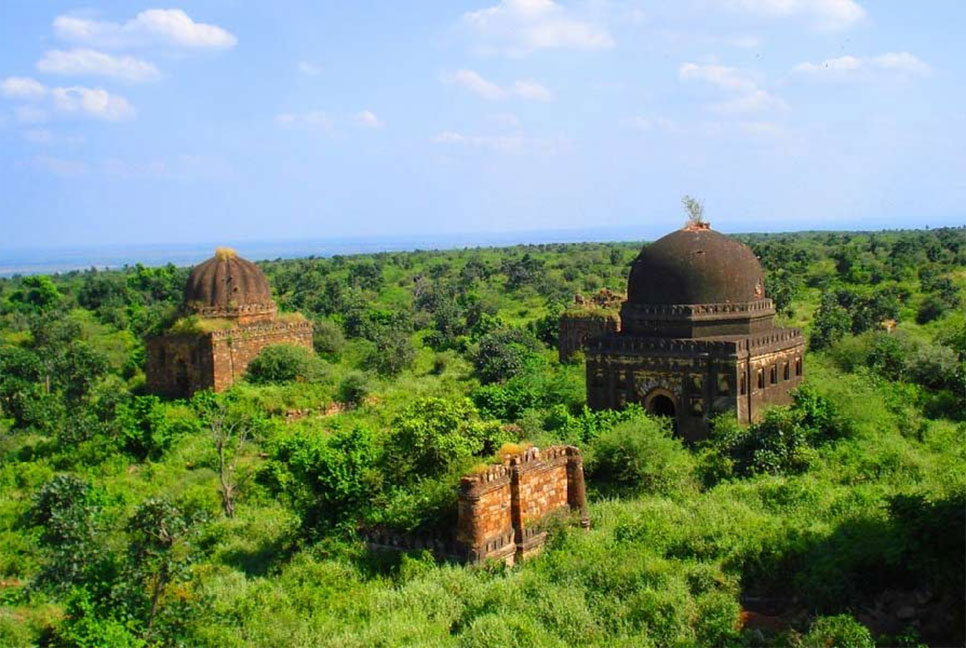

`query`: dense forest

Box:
[0,227,964,647]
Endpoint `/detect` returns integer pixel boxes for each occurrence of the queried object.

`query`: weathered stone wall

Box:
[145,335,214,398]
[559,312,618,363]
[146,320,313,397]
[585,330,804,440]
[456,465,516,564]
[209,320,313,392]
[458,445,589,564]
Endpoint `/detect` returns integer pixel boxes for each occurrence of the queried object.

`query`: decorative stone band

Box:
[737,329,804,353]
[459,463,511,499]
[620,299,775,322]
[208,319,313,340]
[188,302,278,320]
[588,328,803,357]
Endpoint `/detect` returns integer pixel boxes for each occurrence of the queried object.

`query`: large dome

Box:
[184,248,275,316]
[626,226,765,305]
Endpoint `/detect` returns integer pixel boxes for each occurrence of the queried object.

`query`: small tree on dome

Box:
[681,195,709,229]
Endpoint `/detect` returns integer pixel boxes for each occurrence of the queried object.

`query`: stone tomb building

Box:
[585,224,804,440]
[146,248,313,397]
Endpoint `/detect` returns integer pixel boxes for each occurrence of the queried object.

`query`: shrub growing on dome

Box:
[245,344,325,384]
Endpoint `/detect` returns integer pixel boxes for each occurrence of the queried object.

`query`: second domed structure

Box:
[582,221,805,441]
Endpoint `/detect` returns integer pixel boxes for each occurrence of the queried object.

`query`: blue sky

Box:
[1,0,963,251]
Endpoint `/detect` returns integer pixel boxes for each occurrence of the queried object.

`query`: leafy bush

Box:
[260,425,378,533]
[800,615,874,648]
[246,344,326,384]
[385,397,511,481]
[312,318,346,357]
[337,370,371,407]
[587,416,697,495]
[472,327,541,384]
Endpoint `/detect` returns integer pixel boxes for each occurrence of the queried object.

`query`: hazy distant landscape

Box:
[2,1,965,646]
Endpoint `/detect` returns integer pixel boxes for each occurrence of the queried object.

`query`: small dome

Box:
[627,227,765,305]
[184,248,275,314]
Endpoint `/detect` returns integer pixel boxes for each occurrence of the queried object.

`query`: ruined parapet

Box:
[459,445,589,564]
[559,311,619,363]
[362,445,589,565]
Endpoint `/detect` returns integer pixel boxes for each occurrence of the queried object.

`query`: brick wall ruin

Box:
[364,445,589,565]
[559,313,619,363]
[146,319,313,397]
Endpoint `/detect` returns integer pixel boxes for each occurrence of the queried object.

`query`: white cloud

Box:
[298,61,323,76]
[447,69,507,100]
[32,155,87,176]
[461,0,614,56]
[626,115,677,132]
[512,80,552,101]
[432,129,568,154]
[355,110,383,128]
[51,86,135,121]
[679,63,756,92]
[713,89,788,114]
[679,62,786,114]
[444,69,552,101]
[433,130,525,152]
[275,111,332,130]
[1,76,47,100]
[53,9,237,49]
[794,52,931,79]
[722,0,865,30]
[36,48,160,82]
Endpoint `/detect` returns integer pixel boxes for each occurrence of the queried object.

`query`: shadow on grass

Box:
[737,492,965,646]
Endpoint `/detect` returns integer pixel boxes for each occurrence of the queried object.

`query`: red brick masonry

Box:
[363,445,589,565]
[457,445,590,563]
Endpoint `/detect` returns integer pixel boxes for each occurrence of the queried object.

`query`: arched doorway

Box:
[643,388,677,419]
[648,394,676,418]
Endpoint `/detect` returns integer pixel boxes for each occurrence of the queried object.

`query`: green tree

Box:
[30,475,102,591]
[245,344,325,384]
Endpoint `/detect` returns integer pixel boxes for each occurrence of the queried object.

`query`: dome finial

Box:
[681,195,710,231]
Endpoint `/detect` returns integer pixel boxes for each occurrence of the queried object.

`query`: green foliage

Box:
[246,344,327,385]
[4,275,61,312]
[261,425,378,533]
[117,395,183,461]
[800,615,874,648]
[472,327,541,384]
[587,416,697,494]
[337,370,372,407]
[2,228,965,646]
[312,318,346,357]
[29,475,102,591]
[364,328,415,376]
[385,397,510,481]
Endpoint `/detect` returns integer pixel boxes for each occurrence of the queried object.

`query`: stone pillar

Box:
[565,446,590,528]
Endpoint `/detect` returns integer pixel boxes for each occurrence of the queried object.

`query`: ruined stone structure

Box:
[585,223,804,441]
[558,289,624,363]
[145,248,313,397]
[364,445,589,565]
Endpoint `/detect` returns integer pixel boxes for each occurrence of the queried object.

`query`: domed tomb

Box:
[620,224,775,338]
[583,220,805,441]
[183,247,277,323]
[145,247,313,397]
